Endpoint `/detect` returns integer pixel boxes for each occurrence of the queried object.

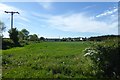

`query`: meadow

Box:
[2,42,94,78]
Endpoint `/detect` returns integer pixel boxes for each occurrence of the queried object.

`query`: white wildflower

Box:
[84,52,91,56]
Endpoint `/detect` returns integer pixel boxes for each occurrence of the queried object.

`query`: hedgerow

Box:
[84,38,120,79]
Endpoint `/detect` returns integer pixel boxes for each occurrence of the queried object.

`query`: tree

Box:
[28,34,38,41]
[8,28,19,45]
[33,34,38,41]
[0,21,6,37]
[18,31,24,41]
[21,29,29,40]
[0,21,6,31]
[40,37,45,41]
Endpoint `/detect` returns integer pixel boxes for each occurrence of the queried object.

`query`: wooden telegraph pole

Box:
[4,11,19,30]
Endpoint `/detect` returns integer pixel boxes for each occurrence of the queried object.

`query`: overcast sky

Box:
[0,2,118,38]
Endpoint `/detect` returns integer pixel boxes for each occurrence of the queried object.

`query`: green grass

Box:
[2,42,94,78]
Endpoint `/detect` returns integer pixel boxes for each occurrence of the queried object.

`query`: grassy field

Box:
[2,42,94,78]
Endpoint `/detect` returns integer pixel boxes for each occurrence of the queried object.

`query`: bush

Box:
[2,38,14,50]
[19,40,29,46]
[8,28,20,45]
[2,38,26,50]
[84,39,120,78]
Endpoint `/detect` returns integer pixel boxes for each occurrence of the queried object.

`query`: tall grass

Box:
[2,42,93,78]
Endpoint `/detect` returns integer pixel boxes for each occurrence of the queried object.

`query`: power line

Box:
[4,11,19,30]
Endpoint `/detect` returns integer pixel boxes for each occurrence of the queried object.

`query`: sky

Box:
[0,2,118,38]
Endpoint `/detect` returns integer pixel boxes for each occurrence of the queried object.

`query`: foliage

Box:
[28,34,38,41]
[84,39,120,78]
[2,38,29,50]
[18,31,24,41]
[88,35,119,41]
[2,38,14,50]
[0,21,6,37]
[40,37,45,41]
[21,29,29,40]
[21,29,29,36]
[0,21,6,31]
[8,28,20,46]
[19,40,29,46]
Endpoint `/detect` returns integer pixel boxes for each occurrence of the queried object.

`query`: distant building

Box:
[45,38,61,42]
[45,37,85,42]
[61,37,83,42]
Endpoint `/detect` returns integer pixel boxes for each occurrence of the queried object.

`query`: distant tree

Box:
[28,35,33,41]
[18,31,24,41]
[33,34,38,41]
[68,37,72,41]
[83,37,87,41]
[21,29,29,40]
[0,21,6,37]
[28,34,38,41]
[8,28,19,45]
[61,38,67,41]
[0,21,6,31]
[40,37,45,41]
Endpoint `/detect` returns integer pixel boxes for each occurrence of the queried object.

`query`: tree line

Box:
[1,20,120,49]
[0,20,45,49]
[88,35,120,41]
[2,27,46,49]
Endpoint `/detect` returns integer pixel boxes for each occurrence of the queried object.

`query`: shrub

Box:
[2,38,25,50]
[8,28,20,46]
[2,38,14,50]
[19,40,29,46]
[84,39,120,78]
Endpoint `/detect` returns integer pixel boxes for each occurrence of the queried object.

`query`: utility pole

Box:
[4,11,19,30]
